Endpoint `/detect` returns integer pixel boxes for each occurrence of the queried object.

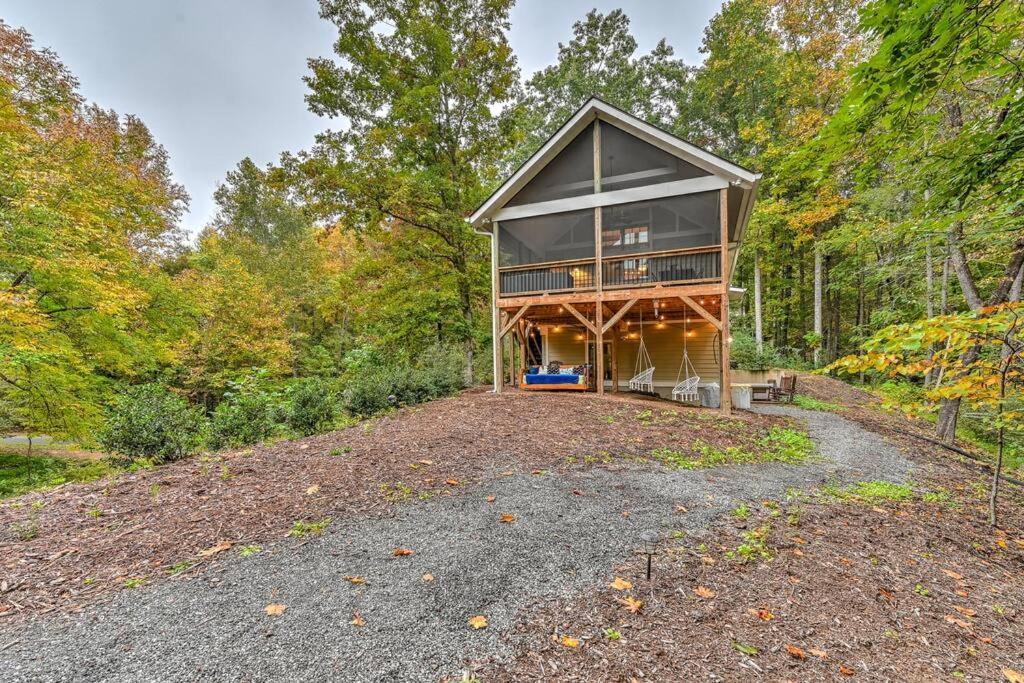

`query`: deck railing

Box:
[498,259,596,296]
[601,247,720,289]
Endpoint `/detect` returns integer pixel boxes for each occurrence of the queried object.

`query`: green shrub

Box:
[209,376,282,449]
[99,384,208,463]
[342,345,465,417]
[285,378,338,436]
[729,330,783,372]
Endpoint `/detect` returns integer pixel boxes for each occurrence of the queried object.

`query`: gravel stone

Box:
[1,406,913,682]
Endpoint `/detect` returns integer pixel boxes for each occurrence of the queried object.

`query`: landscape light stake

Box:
[640,530,659,581]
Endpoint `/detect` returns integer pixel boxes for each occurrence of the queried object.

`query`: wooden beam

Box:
[562,303,598,335]
[595,298,604,395]
[499,305,531,339]
[610,332,619,393]
[719,188,732,416]
[602,298,638,333]
[491,227,502,393]
[678,295,721,331]
[498,282,725,308]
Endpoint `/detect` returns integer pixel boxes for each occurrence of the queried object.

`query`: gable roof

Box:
[469,97,761,229]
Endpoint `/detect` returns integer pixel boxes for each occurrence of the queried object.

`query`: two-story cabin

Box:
[469,98,760,414]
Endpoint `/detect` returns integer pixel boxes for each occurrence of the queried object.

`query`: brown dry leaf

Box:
[499,513,515,524]
[871,506,887,514]
[468,615,488,629]
[418,459,434,465]
[343,575,365,585]
[955,589,970,598]
[809,648,828,660]
[445,479,460,486]
[306,484,320,495]
[264,603,287,616]
[944,614,972,630]
[393,548,414,556]
[793,548,805,557]
[943,569,964,581]
[531,469,543,475]
[621,510,630,518]
[954,605,976,618]
[748,608,774,621]
[561,635,580,648]
[198,541,233,558]
[788,575,801,584]
[839,664,855,676]
[791,536,807,545]
[675,505,688,513]
[299,444,309,450]
[609,577,633,591]
[694,586,716,599]
[878,588,896,603]
[351,611,365,627]
[785,644,807,660]
[422,573,434,582]
[486,495,496,503]
[1004,668,1024,683]
[701,555,716,565]
[617,596,644,614]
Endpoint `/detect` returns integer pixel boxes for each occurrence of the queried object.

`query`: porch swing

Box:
[628,308,656,394]
[671,314,700,403]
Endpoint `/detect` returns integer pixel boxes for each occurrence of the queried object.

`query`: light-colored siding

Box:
[544,326,587,365]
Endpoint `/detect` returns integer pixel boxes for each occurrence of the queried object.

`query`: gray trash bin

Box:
[697,382,720,409]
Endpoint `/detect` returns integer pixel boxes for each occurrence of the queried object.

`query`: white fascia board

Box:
[493,175,729,222]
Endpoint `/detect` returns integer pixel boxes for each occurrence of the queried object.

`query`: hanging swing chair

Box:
[628,308,656,394]
[672,314,700,403]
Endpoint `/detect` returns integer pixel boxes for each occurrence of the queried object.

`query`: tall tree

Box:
[301,0,521,384]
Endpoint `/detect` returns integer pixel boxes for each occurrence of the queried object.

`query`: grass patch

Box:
[239,544,262,557]
[289,518,331,538]
[822,480,915,503]
[0,451,118,499]
[379,481,414,502]
[651,425,814,471]
[792,394,842,412]
[726,523,773,563]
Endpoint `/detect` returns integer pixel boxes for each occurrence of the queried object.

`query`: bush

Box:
[209,376,282,449]
[342,345,465,417]
[99,384,208,463]
[284,378,338,436]
[729,331,783,372]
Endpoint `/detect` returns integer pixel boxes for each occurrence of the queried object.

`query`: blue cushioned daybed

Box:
[521,366,588,391]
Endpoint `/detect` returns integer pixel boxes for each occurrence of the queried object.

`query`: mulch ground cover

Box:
[476,376,1024,681]
[0,389,785,621]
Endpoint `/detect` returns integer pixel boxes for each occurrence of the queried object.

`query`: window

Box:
[507,123,594,206]
[601,192,719,257]
[498,209,595,267]
[600,122,707,192]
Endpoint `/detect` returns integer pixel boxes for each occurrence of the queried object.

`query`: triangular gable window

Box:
[506,123,595,206]
[600,122,708,192]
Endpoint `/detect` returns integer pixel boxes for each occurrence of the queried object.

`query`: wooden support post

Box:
[610,330,619,393]
[596,300,604,395]
[719,189,732,415]
[491,226,503,393]
[602,298,638,333]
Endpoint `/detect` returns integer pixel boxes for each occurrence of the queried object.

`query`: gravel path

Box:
[1,406,914,682]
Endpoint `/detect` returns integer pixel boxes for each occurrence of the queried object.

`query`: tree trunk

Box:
[813,241,823,367]
[458,275,475,387]
[753,252,764,354]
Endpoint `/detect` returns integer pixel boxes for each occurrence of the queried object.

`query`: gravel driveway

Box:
[1,406,914,682]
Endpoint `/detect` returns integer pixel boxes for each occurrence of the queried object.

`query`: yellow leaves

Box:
[198,541,232,558]
[609,577,633,591]
[748,608,774,621]
[305,484,320,495]
[468,615,487,630]
[264,603,287,616]
[351,611,365,627]
[343,575,365,585]
[499,513,515,524]
[1004,668,1024,683]
[393,548,414,556]
[617,596,644,614]
[693,586,716,599]
[560,635,580,648]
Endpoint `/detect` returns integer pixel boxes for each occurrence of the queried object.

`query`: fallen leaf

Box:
[572,489,583,496]
[878,588,896,603]
[609,577,633,591]
[1004,669,1024,683]
[793,548,805,557]
[343,575,365,585]
[531,469,543,475]
[393,548,414,556]
[418,459,433,465]
[955,589,970,597]
[265,603,287,616]
[944,614,972,629]
[617,596,644,613]
[810,648,828,659]
[839,664,855,676]
[621,510,630,518]
[675,505,688,513]
[299,444,309,450]
[306,485,320,495]
[788,575,801,584]
[468,615,487,629]
[198,541,233,558]
[732,641,758,656]
[943,569,964,581]
[954,606,976,617]
[445,479,460,486]
[785,643,807,660]
[422,573,434,582]
[561,635,580,648]
[996,539,1008,549]
[351,611,365,627]
[748,608,774,621]
[701,555,716,565]
[871,506,887,514]
[499,513,515,523]
[693,586,716,599]
[486,495,496,503]
[791,536,807,545]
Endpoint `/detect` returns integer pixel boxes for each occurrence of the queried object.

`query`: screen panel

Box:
[506,123,595,206]
[498,209,596,267]
[600,122,708,192]
[601,192,720,257]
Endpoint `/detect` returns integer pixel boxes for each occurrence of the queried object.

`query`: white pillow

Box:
[537,366,547,375]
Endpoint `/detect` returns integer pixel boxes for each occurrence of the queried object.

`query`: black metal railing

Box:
[601,249,720,288]
[499,260,596,296]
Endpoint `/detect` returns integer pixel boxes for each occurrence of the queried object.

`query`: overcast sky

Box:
[3,0,723,235]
